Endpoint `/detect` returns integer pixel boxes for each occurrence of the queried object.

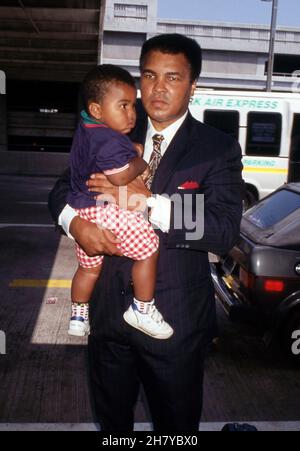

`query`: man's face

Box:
[140,50,196,131]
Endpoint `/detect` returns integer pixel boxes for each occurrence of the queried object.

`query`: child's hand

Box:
[133,142,144,157]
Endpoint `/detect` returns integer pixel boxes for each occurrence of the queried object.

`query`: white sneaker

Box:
[68,316,90,337]
[123,304,173,339]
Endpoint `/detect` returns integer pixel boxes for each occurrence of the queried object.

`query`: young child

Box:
[67,64,173,340]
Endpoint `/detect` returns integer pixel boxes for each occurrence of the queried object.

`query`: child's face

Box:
[90,82,137,134]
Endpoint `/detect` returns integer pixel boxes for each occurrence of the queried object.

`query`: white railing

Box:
[157,22,300,44]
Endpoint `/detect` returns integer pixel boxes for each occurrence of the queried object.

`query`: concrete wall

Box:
[101,4,300,92]
[203,51,260,75]
[103,31,146,60]
[104,0,157,34]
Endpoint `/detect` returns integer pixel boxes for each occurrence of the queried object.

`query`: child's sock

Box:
[71,302,89,320]
[133,297,154,314]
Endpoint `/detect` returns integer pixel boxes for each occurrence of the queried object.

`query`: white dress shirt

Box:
[58,111,188,237]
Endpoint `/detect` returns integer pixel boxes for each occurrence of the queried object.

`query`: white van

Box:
[189,90,300,208]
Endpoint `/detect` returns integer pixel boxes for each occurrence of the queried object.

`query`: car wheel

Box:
[281,310,300,365]
[243,190,257,211]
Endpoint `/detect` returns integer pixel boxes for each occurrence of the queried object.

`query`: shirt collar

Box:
[81,109,103,125]
[146,111,188,147]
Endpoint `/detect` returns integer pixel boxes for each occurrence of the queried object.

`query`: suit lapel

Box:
[152,114,193,194]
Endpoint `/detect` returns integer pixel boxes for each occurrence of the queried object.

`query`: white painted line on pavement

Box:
[16,201,48,205]
[0,224,54,228]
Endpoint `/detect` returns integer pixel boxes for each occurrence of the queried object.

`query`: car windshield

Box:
[246,189,300,229]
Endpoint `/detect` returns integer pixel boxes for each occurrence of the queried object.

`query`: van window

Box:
[246,112,282,156]
[203,110,239,139]
[290,114,300,163]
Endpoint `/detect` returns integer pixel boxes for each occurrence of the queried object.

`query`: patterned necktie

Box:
[145,134,164,189]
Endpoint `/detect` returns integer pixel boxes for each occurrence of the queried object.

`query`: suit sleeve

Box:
[48,167,71,230]
[166,140,244,255]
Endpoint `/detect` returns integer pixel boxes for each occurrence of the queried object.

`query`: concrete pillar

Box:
[0,71,7,151]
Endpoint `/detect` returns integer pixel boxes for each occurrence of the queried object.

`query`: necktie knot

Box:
[152,134,164,153]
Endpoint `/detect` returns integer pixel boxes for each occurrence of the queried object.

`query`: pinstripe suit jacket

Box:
[48,110,244,340]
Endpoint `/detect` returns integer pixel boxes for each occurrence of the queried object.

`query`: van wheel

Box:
[243,190,256,211]
[281,310,300,365]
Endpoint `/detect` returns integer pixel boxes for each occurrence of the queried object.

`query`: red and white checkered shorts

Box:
[75,203,159,268]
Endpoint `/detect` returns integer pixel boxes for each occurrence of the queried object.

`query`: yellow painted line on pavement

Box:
[9,279,72,288]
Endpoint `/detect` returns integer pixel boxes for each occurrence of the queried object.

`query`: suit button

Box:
[185,244,190,249]
[176,244,180,248]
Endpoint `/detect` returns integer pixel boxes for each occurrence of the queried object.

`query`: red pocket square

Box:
[178,180,200,190]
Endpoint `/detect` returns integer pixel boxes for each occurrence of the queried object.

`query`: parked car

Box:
[211,183,300,363]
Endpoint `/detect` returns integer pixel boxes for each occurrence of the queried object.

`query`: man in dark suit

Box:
[48,34,244,431]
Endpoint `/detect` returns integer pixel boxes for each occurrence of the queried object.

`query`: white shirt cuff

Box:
[149,195,171,233]
[58,204,77,239]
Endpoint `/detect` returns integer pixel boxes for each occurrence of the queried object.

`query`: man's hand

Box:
[69,216,123,257]
[86,173,152,211]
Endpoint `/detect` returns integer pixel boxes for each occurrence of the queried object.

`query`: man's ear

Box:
[190,80,197,97]
[88,102,102,120]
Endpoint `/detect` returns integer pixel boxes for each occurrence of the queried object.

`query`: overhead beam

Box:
[0,7,100,22]
[0,31,98,39]
[0,1,103,82]
[0,46,96,55]
[0,20,99,33]
[0,58,95,65]
[0,37,98,49]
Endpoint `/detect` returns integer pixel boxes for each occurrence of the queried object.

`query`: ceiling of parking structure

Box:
[0,0,104,82]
